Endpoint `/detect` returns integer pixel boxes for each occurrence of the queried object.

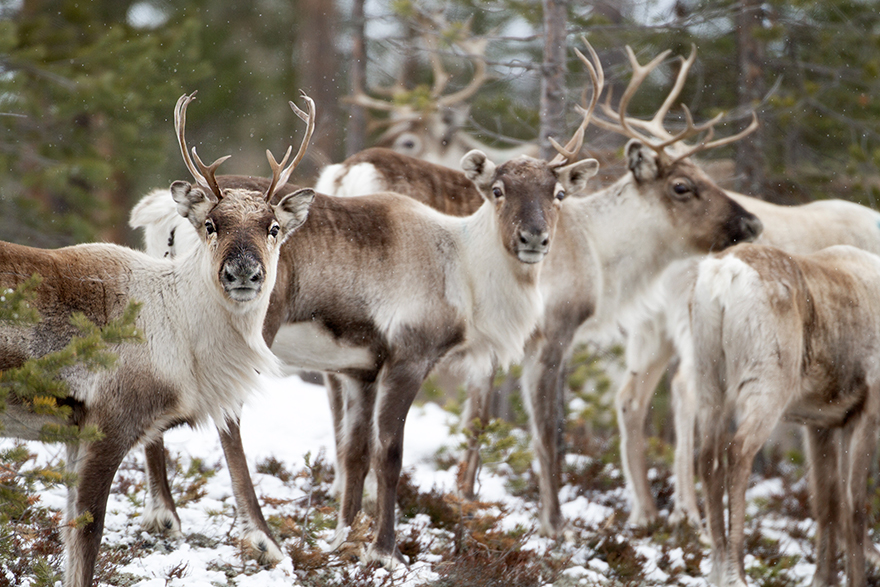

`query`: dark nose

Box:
[518,229,550,250]
[739,213,763,242]
[222,255,264,288]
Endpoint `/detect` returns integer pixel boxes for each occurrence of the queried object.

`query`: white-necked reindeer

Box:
[131,104,600,565]
[348,11,537,168]
[603,45,880,536]
[0,92,316,587]
[315,41,764,538]
[692,243,880,587]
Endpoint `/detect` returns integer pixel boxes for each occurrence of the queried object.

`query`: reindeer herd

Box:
[1,36,879,587]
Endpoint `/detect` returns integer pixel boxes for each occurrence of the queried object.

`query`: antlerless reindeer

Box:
[0,91,317,587]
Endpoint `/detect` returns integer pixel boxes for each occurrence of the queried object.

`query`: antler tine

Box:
[436,37,489,108]
[549,36,604,165]
[649,44,696,133]
[174,91,229,201]
[265,91,316,200]
[651,104,723,151]
[346,90,401,112]
[669,111,759,164]
[264,146,292,202]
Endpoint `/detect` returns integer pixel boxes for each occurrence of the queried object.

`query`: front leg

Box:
[217,415,283,565]
[142,438,182,537]
[363,358,434,568]
[457,370,496,500]
[65,434,131,587]
[520,333,570,538]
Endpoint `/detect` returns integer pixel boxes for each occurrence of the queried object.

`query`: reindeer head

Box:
[459,38,606,264]
[593,44,763,252]
[169,92,316,303]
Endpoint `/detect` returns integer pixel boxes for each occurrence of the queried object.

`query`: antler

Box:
[593,45,758,164]
[548,36,605,165]
[264,91,316,201]
[347,11,488,116]
[174,91,231,201]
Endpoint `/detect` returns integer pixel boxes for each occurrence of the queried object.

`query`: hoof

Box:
[241,529,284,565]
[362,543,408,569]
[141,505,183,539]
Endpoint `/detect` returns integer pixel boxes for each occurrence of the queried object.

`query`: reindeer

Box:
[312,40,764,538]
[130,102,600,565]
[346,10,537,169]
[601,45,880,536]
[692,243,880,587]
[0,91,316,587]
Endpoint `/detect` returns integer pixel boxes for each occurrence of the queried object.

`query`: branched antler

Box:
[174,92,231,201]
[592,44,759,165]
[264,91,316,201]
[549,37,604,165]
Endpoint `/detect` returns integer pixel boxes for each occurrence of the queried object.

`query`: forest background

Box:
[1,0,879,251]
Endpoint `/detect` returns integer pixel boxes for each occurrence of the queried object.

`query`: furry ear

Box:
[625,140,660,184]
[170,181,216,229]
[555,158,600,196]
[461,150,497,195]
[274,188,316,240]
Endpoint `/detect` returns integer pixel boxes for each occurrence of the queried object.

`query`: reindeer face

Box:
[626,141,763,253]
[462,151,598,264]
[171,182,314,303]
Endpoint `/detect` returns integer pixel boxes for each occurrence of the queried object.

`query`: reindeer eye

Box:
[492,186,503,199]
[205,219,216,235]
[269,223,280,238]
[670,180,693,199]
[556,189,566,201]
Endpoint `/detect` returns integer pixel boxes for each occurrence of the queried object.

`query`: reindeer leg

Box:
[64,434,130,587]
[725,394,782,587]
[458,370,495,500]
[325,374,345,499]
[670,358,703,530]
[217,415,283,565]
[142,437,182,537]
[331,375,375,551]
[616,338,673,527]
[840,400,879,587]
[697,400,729,587]
[805,426,841,587]
[364,357,435,568]
[520,330,572,538]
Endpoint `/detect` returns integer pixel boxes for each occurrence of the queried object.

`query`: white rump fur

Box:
[691,244,880,586]
[618,193,880,528]
[314,162,386,198]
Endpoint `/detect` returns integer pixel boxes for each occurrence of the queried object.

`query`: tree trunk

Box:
[346,0,367,157]
[539,0,568,161]
[297,0,341,178]
[735,0,767,197]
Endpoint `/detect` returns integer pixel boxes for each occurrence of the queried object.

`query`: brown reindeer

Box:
[131,109,600,565]
[0,91,316,587]
[692,243,880,587]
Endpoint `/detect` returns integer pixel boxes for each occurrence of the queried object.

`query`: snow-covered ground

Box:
[2,372,859,586]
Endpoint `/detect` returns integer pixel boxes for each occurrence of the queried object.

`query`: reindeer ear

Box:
[461,150,496,194]
[555,158,599,196]
[626,140,660,184]
[170,180,216,229]
[274,188,315,239]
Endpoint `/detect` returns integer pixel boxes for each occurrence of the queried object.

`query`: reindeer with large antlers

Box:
[0,91,316,587]
[309,39,763,538]
[344,10,538,169]
[607,51,880,553]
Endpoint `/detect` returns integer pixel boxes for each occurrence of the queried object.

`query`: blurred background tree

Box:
[0,0,878,249]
